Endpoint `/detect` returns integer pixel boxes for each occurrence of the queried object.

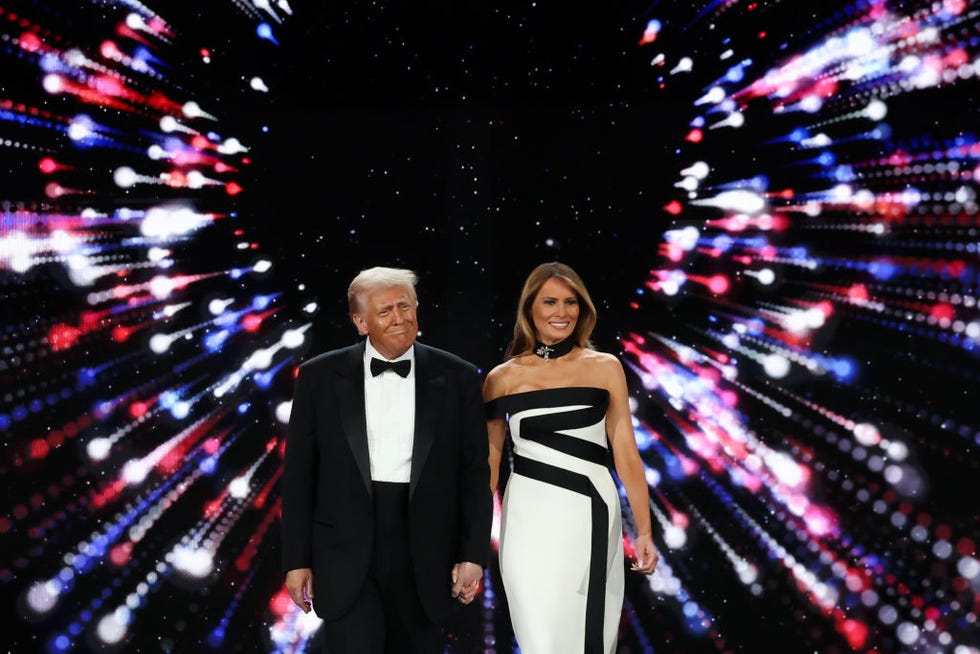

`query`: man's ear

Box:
[351,313,368,336]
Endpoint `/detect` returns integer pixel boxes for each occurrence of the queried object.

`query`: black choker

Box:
[533,338,574,360]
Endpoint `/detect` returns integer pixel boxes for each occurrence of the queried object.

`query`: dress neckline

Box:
[492,386,607,401]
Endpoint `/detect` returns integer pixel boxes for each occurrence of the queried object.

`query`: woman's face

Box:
[530,276,579,345]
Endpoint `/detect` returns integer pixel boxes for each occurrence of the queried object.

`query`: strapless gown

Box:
[486,387,623,654]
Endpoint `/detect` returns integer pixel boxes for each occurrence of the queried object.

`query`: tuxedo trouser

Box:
[317,481,442,654]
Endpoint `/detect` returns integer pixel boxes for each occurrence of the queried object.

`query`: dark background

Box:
[251,0,689,367]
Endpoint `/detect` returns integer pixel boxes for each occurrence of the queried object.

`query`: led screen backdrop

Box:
[1,1,978,653]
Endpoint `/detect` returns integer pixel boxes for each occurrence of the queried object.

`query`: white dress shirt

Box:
[363,340,415,483]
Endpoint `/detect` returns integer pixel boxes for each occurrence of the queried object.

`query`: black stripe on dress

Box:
[513,454,608,654]
[486,386,609,419]
[520,404,608,464]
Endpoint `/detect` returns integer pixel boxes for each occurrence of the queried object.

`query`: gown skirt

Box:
[487,387,624,654]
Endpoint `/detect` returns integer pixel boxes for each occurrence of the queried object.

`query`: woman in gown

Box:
[483,261,658,654]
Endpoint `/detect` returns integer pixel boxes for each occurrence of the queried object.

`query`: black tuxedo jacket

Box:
[280,340,492,623]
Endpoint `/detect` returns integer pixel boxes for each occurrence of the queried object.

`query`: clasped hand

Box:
[451,561,482,605]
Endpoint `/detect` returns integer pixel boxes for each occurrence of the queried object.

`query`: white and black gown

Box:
[487,387,624,654]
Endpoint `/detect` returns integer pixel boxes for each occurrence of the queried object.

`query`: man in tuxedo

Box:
[281,266,492,653]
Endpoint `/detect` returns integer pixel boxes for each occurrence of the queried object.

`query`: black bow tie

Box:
[371,357,411,378]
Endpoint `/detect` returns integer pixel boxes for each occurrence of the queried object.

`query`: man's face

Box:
[352,285,419,359]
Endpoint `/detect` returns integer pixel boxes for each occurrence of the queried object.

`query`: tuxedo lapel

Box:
[338,342,372,497]
[410,344,445,499]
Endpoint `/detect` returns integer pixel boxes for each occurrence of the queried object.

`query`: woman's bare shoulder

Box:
[483,358,522,399]
[579,349,626,384]
[580,348,622,367]
[486,358,522,378]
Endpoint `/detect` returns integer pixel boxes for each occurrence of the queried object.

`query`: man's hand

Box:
[450,561,483,605]
[285,568,314,613]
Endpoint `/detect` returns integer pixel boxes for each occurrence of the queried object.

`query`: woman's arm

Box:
[604,355,659,574]
[482,366,508,494]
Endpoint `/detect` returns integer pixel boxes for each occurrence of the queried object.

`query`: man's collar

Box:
[364,339,414,363]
